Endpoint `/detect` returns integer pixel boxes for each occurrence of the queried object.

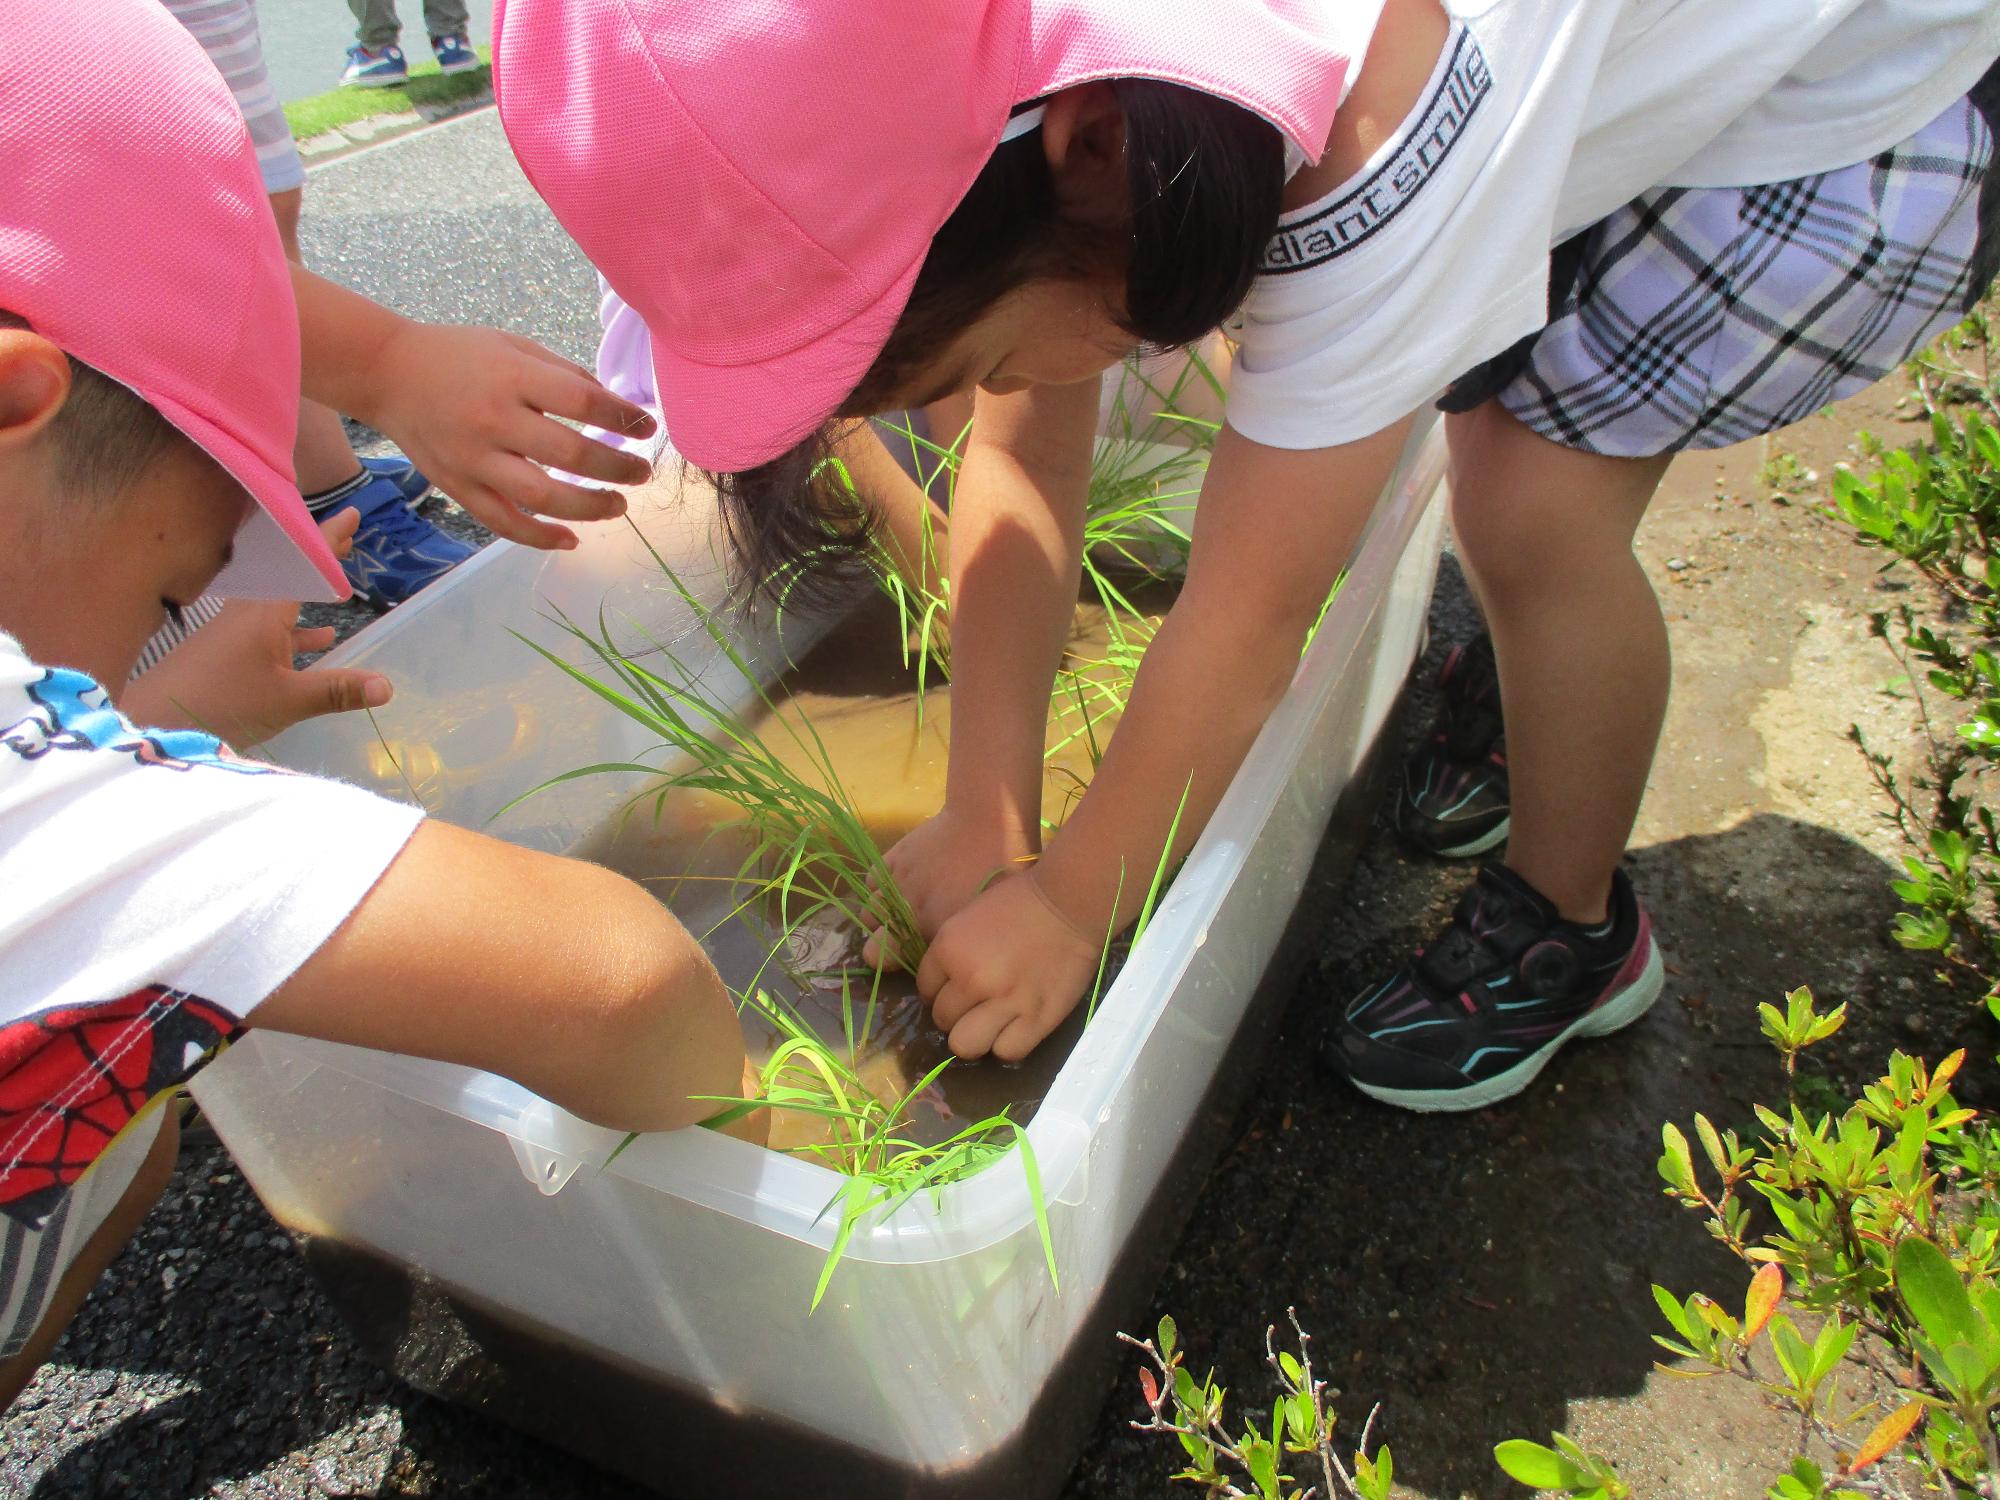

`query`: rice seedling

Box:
[859,421,959,693]
[1055,355,1221,778]
[696,770,1189,1310]
[1080,352,1219,625]
[1081,775,1192,1025]
[868,501,952,694]
[510,536,926,970]
[694,987,1054,1312]
[868,349,1221,678]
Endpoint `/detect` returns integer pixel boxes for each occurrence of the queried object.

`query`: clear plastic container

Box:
[191,419,1450,1495]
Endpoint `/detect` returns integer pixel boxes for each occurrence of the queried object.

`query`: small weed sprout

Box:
[1758,448,1818,503]
[1120,1310,1395,1500]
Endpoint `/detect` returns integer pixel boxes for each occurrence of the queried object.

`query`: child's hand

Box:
[914,871,1101,1062]
[120,511,392,748]
[860,806,1038,970]
[371,321,658,551]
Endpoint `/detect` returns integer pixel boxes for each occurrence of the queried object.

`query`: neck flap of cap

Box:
[1014,0,1359,163]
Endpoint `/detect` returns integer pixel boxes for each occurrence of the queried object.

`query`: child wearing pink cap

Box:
[497,0,2000,1110]
[584,275,964,596]
[0,0,750,1405]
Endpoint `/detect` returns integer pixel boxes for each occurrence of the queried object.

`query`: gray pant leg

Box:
[422,0,470,40]
[347,0,401,50]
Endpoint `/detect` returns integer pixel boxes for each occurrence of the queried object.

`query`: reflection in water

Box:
[365,692,541,808]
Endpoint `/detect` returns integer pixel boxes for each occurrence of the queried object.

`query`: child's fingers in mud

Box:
[860,923,918,974]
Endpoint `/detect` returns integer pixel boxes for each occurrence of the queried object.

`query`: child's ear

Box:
[0,330,72,447]
[1042,82,1128,222]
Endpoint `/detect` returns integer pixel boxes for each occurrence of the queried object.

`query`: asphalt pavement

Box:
[296,109,596,363]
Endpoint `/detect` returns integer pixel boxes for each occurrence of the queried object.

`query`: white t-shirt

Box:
[1227,0,2000,451]
[0,632,421,1232]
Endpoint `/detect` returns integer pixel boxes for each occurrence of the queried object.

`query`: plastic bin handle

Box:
[502,1096,626,1196]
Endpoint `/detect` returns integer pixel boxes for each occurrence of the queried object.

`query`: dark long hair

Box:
[707,79,1284,600]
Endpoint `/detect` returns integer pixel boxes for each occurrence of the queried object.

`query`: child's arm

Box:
[289,266,657,552]
[254,820,751,1137]
[861,377,1099,960]
[915,416,1416,1061]
[0,818,754,1416]
[833,420,950,599]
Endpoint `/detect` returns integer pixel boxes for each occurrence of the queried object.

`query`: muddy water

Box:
[578,586,1172,1152]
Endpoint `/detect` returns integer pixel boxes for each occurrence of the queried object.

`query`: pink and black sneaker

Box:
[1396,632,1510,858]
[1326,864,1663,1112]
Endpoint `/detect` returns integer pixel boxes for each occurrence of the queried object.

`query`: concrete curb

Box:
[295,90,493,168]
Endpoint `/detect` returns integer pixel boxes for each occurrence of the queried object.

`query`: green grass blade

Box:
[1132,776,1193,945]
[1013,1124,1058,1292]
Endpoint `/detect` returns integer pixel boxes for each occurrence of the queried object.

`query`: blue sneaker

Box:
[359,453,432,506]
[431,33,480,74]
[316,473,475,608]
[341,43,408,88]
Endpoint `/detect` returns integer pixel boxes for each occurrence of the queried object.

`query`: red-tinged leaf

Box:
[1932,1049,1966,1094]
[1139,1367,1160,1408]
[1846,1401,1923,1473]
[1744,1263,1784,1340]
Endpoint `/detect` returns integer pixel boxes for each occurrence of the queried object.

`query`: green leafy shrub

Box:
[1647,986,2000,1496]
[1120,1311,1395,1500]
[1831,315,2000,1013]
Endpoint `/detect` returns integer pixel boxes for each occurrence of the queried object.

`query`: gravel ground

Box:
[2,111,1988,1500]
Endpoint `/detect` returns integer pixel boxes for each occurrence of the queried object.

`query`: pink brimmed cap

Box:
[495,0,1356,473]
[0,0,345,603]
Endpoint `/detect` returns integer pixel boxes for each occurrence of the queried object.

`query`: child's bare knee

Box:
[1450,478,1567,594]
[129,1107,181,1205]
[0,1113,177,1413]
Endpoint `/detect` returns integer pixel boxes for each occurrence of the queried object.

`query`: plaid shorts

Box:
[1444,63,2000,456]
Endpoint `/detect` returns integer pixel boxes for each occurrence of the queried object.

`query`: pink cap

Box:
[0,0,345,603]
[496,0,1356,473]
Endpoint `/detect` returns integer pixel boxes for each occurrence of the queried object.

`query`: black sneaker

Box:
[1396,633,1510,858]
[1325,864,1662,1112]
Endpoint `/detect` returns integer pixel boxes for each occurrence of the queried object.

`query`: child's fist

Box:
[914,871,1100,1062]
